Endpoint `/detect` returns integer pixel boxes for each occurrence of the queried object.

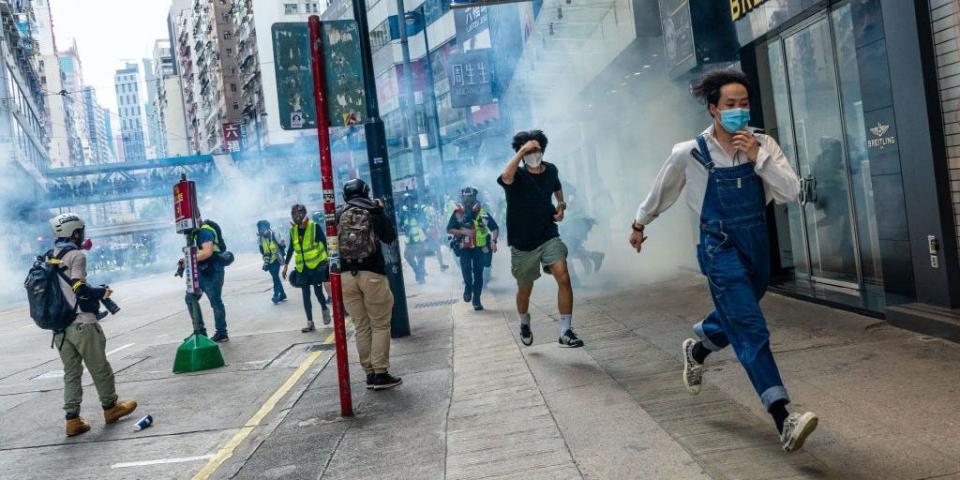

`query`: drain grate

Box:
[414,298,458,309]
[306,343,335,352]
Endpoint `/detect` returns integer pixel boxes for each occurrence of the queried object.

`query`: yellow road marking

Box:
[192,328,340,480]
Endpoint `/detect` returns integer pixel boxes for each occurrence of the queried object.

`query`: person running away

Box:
[628,69,817,452]
[498,130,583,348]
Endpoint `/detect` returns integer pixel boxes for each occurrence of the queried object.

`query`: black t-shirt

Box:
[497,162,561,251]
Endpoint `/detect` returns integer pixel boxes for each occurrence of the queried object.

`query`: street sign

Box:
[273,23,317,130]
[222,122,241,152]
[446,49,495,108]
[272,21,366,129]
[321,20,366,127]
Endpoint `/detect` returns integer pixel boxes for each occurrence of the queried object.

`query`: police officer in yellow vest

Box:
[400,193,430,284]
[282,204,331,332]
[447,187,499,311]
[257,220,288,305]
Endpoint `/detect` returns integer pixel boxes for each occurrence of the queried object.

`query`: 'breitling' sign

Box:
[868,122,896,150]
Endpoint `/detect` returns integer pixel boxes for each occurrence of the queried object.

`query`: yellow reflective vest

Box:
[260,235,281,264]
[290,220,328,272]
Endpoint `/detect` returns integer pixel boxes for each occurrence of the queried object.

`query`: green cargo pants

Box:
[55,322,118,416]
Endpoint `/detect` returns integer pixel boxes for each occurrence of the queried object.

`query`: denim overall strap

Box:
[692,133,789,411]
[692,135,715,172]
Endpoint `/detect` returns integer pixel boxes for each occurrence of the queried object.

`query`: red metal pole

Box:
[309,15,353,417]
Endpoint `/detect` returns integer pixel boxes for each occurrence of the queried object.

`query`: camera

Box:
[95,285,120,320]
[175,259,185,277]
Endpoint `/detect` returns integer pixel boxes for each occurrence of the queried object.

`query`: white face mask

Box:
[523,152,543,168]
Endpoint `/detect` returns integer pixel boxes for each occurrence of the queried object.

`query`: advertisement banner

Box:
[446,49,495,108]
[454,6,488,46]
[173,179,198,234]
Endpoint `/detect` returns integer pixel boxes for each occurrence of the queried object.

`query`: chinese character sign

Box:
[272,23,317,130]
[446,49,495,108]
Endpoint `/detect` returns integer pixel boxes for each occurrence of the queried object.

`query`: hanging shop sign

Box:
[446,49,495,108]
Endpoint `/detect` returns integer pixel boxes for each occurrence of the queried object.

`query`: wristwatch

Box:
[556,202,567,209]
[631,221,645,232]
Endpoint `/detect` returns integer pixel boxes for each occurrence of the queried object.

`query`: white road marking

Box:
[35,370,64,380]
[106,343,135,357]
[111,455,214,469]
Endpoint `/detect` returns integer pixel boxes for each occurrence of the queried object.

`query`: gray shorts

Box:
[510,237,568,287]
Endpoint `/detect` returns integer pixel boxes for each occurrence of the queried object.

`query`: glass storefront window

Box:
[761,1,897,310]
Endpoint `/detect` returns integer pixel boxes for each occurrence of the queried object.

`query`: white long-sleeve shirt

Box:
[634,125,801,225]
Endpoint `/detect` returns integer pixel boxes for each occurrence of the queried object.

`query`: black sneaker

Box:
[473,301,484,311]
[372,372,403,390]
[558,329,584,348]
[520,323,533,346]
[211,332,229,343]
[463,288,472,303]
[366,373,375,389]
[271,297,279,305]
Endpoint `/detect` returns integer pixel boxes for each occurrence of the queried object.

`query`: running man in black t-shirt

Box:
[497,130,584,348]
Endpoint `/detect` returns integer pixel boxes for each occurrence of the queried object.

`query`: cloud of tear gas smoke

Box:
[0,164,34,304]
[469,37,721,295]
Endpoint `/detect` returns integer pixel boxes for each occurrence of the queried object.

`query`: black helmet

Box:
[256,219,270,232]
[344,178,370,200]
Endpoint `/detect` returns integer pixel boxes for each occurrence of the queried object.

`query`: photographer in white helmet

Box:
[48,213,137,437]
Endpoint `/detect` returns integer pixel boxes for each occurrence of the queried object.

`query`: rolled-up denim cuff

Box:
[760,385,790,411]
[693,321,722,352]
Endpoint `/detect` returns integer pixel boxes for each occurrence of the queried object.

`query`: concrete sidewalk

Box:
[227,269,960,480]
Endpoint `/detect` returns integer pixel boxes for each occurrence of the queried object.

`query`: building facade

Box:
[114,62,147,162]
[153,38,190,157]
[0,0,52,266]
[82,87,113,164]
[232,0,323,150]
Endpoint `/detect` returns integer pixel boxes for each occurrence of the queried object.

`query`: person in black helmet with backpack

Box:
[336,178,402,391]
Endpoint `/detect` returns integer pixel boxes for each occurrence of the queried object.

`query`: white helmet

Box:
[50,213,85,238]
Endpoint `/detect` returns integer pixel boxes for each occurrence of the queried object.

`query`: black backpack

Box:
[24,247,77,332]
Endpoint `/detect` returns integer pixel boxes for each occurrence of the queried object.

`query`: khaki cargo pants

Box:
[342,271,394,374]
[55,322,118,416]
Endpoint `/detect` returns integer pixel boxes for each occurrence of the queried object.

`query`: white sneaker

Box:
[682,338,704,395]
[780,412,818,452]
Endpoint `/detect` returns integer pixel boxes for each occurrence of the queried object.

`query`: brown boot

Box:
[65,417,91,437]
[103,400,138,424]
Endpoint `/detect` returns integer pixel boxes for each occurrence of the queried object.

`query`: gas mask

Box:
[523,151,544,168]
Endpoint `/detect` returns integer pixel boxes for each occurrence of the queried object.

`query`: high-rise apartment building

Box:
[114,62,147,162]
[82,87,113,164]
[153,38,189,157]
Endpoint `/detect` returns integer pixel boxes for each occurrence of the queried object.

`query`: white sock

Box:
[519,313,531,326]
[560,314,572,335]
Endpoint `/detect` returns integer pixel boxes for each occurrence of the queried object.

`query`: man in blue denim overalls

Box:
[629,70,817,452]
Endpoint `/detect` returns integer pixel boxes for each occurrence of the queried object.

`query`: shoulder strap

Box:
[692,135,715,171]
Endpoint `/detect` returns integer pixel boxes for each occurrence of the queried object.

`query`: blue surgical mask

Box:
[719,107,751,133]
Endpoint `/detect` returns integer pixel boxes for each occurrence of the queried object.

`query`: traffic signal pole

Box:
[349,0,411,338]
[309,16,353,417]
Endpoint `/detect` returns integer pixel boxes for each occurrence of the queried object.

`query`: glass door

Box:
[767,10,864,290]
